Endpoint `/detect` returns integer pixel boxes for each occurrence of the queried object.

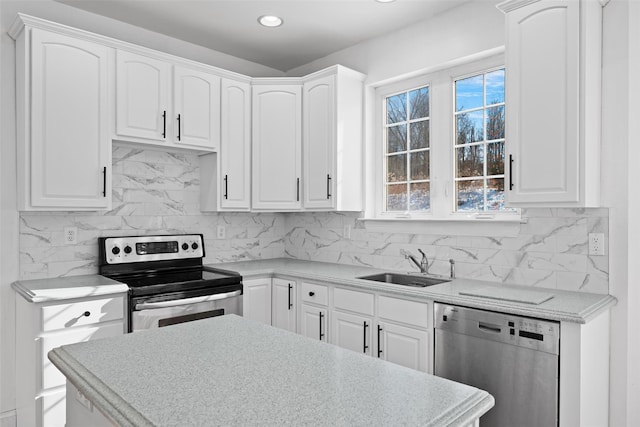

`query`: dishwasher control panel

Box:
[435,303,560,355]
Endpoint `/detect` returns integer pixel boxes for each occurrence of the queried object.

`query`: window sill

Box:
[358,215,523,237]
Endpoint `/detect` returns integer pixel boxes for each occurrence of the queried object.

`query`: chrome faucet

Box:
[449,259,456,279]
[406,249,429,274]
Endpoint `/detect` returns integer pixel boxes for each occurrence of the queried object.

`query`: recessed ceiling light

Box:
[375,0,396,3]
[258,15,283,28]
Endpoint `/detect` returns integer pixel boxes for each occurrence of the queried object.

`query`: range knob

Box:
[123,245,132,254]
[191,242,199,250]
[111,246,121,255]
[182,243,189,251]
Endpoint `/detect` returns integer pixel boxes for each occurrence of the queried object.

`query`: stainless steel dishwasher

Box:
[434,303,560,427]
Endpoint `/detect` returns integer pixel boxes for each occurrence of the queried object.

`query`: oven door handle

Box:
[134,290,242,310]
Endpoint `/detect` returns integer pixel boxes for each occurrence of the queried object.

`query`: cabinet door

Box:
[505,0,580,204]
[252,85,302,210]
[271,278,297,333]
[116,50,170,141]
[303,75,335,209]
[242,279,272,325]
[299,304,328,342]
[220,78,251,210]
[173,66,220,149]
[377,321,429,372]
[29,29,110,209]
[332,311,372,355]
[40,322,123,391]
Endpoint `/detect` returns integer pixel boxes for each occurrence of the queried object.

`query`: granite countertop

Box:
[211,258,617,324]
[12,274,128,303]
[13,258,616,322]
[49,315,494,427]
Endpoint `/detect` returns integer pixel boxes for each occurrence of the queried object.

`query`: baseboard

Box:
[0,410,16,427]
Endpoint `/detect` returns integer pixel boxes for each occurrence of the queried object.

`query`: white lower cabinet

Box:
[331,288,432,373]
[15,294,125,427]
[376,321,430,372]
[300,304,328,342]
[242,278,272,325]
[332,311,373,355]
[271,278,297,333]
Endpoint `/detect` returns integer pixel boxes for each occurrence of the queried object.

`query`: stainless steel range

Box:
[98,234,242,332]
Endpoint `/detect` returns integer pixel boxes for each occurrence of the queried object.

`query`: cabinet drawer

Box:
[333,288,374,316]
[378,296,429,328]
[40,322,123,390]
[301,282,328,306]
[41,296,124,332]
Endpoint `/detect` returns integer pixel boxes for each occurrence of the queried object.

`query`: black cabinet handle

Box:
[319,312,324,340]
[509,154,514,190]
[377,325,383,357]
[296,177,300,202]
[102,166,107,197]
[288,283,293,310]
[162,110,166,139]
[327,174,332,199]
[177,114,181,141]
[83,311,90,317]
[309,291,315,297]
[223,174,228,200]
[363,321,369,353]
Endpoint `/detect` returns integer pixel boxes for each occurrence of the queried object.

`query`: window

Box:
[384,86,430,212]
[373,54,517,221]
[454,69,506,211]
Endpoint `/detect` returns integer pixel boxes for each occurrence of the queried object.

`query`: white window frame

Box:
[372,53,520,223]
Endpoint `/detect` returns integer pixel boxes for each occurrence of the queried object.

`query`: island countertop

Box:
[49,315,494,427]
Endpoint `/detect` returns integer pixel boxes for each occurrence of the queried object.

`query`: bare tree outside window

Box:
[384,85,430,211]
[454,69,508,211]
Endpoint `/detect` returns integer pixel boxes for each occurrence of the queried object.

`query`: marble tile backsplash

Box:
[18,145,609,294]
[19,146,285,279]
[283,209,609,294]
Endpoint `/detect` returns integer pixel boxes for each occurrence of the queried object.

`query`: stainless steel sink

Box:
[357,273,450,287]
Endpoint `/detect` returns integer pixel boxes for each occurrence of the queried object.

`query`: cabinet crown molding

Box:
[497,0,608,13]
[8,13,253,83]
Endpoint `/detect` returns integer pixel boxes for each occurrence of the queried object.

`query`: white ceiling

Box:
[55,0,473,72]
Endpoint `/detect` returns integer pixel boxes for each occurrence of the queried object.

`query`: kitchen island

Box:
[49,314,494,426]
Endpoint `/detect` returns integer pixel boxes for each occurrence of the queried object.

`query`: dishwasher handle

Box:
[478,322,502,334]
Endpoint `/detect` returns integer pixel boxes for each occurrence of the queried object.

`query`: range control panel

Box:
[102,234,204,264]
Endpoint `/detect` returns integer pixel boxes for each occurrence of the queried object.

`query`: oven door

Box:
[130,288,242,332]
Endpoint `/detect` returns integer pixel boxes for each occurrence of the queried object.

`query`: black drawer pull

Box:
[363,321,369,353]
[83,311,91,317]
[309,291,315,297]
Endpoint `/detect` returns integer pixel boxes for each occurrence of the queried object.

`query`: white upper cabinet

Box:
[252,83,302,210]
[219,78,251,210]
[116,50,170,141]
[116,50,220,151]
[499,0,602,206]
[173,66,220,150]
[302,67,365,211]
[13,26,111,210]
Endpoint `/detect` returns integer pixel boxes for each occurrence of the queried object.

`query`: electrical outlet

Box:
[64,227,77,245]
[343,225,351,239]
[216,225,226,239]
[589,233,605,256]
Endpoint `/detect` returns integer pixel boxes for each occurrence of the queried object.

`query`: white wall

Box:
[286,0,505,83]
[600,0,638,425]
